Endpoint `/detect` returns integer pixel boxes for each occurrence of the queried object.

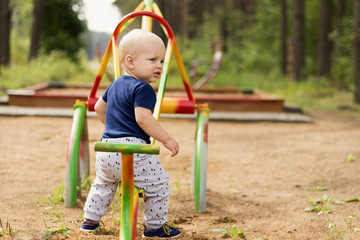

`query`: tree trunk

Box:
[188,0,204,39]
[354,0,360,103]
[29,0,45,61]
[280,0,287,75]
[179,0,188,38]
[317,0,333,78]
[293,0,305,81]
[336,0,346,35]
[240,0,257,26]
[0,0,11,67]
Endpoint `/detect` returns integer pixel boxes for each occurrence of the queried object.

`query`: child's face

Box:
[130,40,165,84]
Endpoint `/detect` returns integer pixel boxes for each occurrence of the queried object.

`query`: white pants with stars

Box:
[83,137,170,230]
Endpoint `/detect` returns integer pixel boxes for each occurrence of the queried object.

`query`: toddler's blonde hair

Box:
[119,29,164,64]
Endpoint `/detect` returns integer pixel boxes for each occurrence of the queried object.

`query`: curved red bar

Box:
[88,11,175,111]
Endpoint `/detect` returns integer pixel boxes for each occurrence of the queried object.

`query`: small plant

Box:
[212,224,246,238]
[315,185,329,191]
[212,218,246,239]
[42,220,70,239]
[325,214,359,240]
[173,168,190,194]
[92,221,117,235]
[345,195,360,202]
[0,218,14,236]
[35,182,67,224]
[174,174,182,194]
[346,153,356,163]
[112,216,121,226]
[80,173,92,191]
[304,194,344,214]
[110,191,122,214]
[47,182,65,205]
[305,194,333,214]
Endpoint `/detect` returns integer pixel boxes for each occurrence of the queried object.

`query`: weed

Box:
[174,175,182,194]
[42,220,70,239]
[0,218,14,236]
[110,191,122,213]
[81,173,92,191]
[305,194,333,214]
[346,153,356,163]
[35,182,66,224]
[46,182,65,206]
[92,221,117,235]
[212,218,246,239]
[174,168,190,194]
[324,214,359,240]
[112,216,121,226]
[212,224,246,238]
[314,186,329,191]
[305,194,344,214]
[52,210,64,223]
[345,195,360,202]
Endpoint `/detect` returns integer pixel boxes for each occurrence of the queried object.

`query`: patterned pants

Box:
[83,137,170,229]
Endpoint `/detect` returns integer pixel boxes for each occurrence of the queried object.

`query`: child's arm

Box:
[94,97,107,124]
[135,107,179,157]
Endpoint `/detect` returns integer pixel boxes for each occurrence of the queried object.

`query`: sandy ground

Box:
[1,110,360,240]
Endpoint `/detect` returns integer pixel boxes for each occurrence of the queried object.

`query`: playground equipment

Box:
[65,1,209,225]
[191,38,223,90]
[94,142,160,240]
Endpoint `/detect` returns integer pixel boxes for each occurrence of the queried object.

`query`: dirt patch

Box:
[1,111,360,239]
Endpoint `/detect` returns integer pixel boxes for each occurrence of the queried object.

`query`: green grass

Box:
[42,220,70,239]
[0,52,95,96]
[0,218,14,236]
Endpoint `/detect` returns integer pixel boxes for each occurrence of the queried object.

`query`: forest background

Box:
[0,0,360,117]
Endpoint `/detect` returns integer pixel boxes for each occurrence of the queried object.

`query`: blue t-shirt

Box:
[101,75,156,143]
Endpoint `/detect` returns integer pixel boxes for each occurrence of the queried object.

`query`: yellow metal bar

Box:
[134,1,146,12]
[153,38,173,122]
[152,3,169,38]
[112,35,121,80]
[116,2,146,35]
[96,41,113,82]
[172,39,195,101]
[152,3,164,18]
[142,0,153,31]
[151,38,173,145]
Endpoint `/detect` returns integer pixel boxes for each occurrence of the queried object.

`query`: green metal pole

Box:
[94,142,160,154]
[65,101,87,207]
[194,106,209,212]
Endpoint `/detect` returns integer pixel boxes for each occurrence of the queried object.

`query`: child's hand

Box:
[163,137,179,157]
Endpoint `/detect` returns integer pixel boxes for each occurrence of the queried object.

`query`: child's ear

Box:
[124,55,135,69]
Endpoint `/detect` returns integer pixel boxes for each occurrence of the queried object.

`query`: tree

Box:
[317,0,333,78]
[336,0,346,35]
[29,0,45,61]
[239,0,257,26]
[0,0,11,67]
[188,0,205,39]
[41,0,86,61]
[179,0,188,38]
[354,0,360,103]
[293,0,305,80]
[280,0,287,75]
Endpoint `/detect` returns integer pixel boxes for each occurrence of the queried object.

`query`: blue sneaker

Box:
[80,219,100,232]
[143,222,183,239]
